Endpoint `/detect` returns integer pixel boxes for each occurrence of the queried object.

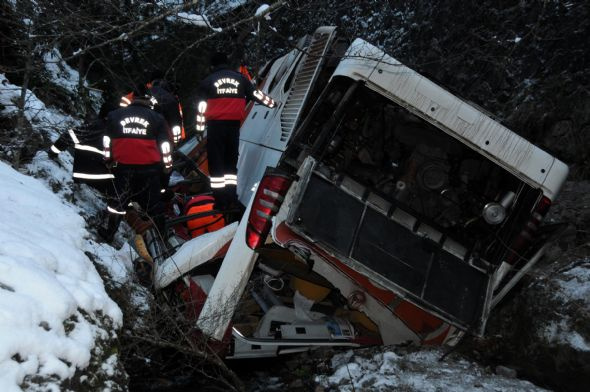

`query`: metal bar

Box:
[491,244,548,308]
[231,328,360,347]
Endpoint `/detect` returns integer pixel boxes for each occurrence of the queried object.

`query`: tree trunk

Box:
[14,38,34,168]
[78,53,88,119]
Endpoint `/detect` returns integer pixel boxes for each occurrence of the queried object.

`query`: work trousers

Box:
[106,164,165,236]
[72,151,116,196]
[206,120,239,210]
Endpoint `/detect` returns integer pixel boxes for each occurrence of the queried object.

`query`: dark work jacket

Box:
[51,119,114,182]
[105,101,170,166]
[148,81,183,131]
[196,66,274,122]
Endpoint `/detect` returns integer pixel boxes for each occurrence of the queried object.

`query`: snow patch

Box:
[43,48,81,95]
[255,4,271,20]
[316,348,548,391]
[157,0,183,5]
[556,258,590,305]
[100,354,119,377]
[167,12,222,32]
[538,257,590,352]
[26,152,134,284]
[0,160,123,391]
[43,48,101,109]
[543,319,590,352]
[208,0,248,14]
[0,73,76,138]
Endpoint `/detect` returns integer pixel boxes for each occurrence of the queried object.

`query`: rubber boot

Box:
[132,234,154,288]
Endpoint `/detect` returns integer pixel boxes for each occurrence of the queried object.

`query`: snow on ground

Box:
[542,320,590,352]
[0,74,76,139]
[0,66,132,391]
[249,347,549,391]
[556,258,590,306]
[27,152,136,285]
[539,257,590,352]
[315,348,548,392]
[0,158,128,391]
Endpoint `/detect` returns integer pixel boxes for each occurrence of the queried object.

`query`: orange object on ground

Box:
[184,195,225,237]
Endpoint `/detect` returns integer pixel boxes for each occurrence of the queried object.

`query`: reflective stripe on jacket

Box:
[105,102,170,165]
[196,66,275,123]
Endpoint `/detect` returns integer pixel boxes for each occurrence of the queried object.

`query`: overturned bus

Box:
[149,26,568,358]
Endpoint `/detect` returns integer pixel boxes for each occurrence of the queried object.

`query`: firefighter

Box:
[147,71,185,146]
[99,92,172,243]
[196,51,277,212]
[120,73,185,197]
[146,71,186,198]
[119,73,185,146]
[48,100,118,195]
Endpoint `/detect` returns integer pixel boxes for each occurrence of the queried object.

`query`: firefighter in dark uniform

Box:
[120,73,185,146]
[100,93,172,243]
[196,52,277,211]
[146,72,185,198]
[120,73,185,196]
[146,71,185,146]
[48,101,118,194]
